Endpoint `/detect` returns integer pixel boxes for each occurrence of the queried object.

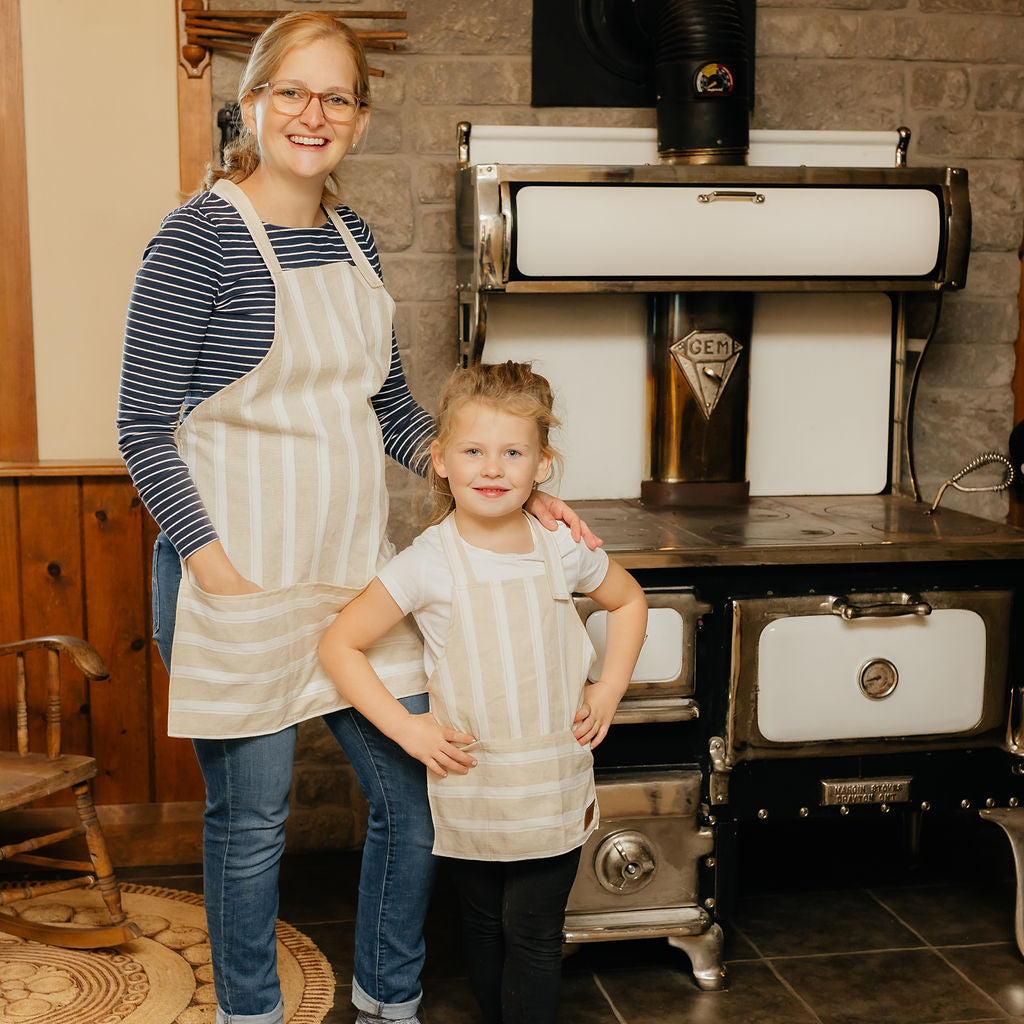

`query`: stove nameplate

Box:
[820,776,912,806]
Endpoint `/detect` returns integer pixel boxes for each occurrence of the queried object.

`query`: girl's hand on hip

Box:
[525,490,603,550]
[572,680,623,750]
[397,714,477,778]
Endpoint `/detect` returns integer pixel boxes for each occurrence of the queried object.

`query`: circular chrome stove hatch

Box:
[594,829,657,895]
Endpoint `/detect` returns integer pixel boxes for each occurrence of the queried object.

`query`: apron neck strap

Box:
[439,514,573,602]
[211,179,284,278]
[322,206,384,289]
[526,515,572,601]
[439,514,476,587]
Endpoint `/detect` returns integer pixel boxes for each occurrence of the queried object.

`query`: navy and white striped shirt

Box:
[116,188,434,560]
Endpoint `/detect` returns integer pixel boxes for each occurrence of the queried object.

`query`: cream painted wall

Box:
[21,0,182,459]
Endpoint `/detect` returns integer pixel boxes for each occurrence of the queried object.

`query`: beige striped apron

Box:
[166,178,426,739]
[428,514,599,860]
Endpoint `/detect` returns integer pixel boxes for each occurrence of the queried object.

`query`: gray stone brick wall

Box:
[207,0,1023,849]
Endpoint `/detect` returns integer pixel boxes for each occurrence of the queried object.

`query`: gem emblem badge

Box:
[669,330,743,420]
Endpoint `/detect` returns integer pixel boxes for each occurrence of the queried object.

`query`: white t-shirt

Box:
[377,519,610,679]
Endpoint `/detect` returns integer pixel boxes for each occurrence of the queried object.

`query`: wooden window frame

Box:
[1,0,37,462]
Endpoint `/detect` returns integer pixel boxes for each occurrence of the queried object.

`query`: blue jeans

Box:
[153,533,436,1023]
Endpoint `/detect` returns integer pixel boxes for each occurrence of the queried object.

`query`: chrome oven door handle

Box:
[697,190,766,204]
[831,594,933,620]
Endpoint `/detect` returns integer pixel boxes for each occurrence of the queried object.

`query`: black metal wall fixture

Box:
[217,103,243,164]
[532,0,756,114]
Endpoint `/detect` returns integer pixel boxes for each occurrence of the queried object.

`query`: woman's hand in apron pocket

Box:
[396,715,477,778]
[187,540,262,595]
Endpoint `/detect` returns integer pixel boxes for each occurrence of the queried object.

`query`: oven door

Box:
[574,588,710,723]
[725,589,1012,765]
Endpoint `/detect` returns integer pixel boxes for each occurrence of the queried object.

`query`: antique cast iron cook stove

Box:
[454,113,1024,989]
[454,1,1024,986]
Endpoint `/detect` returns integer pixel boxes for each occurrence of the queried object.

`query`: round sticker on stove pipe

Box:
[694,63,735,95]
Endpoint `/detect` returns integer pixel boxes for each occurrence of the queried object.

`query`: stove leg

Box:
[903,809,923,860]
[979,807,1024,956]
[667,923,728,991]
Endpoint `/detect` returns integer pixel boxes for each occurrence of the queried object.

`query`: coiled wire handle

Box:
[926,451,1015,514]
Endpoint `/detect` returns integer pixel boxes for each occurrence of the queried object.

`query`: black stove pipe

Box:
[635,0,750,164]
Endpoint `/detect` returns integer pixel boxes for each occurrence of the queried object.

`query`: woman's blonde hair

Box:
[426,361,562,526]
[203,12,370,205]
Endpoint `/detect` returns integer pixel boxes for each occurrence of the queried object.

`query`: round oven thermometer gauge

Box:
[858,658,899,700]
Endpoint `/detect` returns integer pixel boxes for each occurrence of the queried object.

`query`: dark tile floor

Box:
[121,812,1024,1024]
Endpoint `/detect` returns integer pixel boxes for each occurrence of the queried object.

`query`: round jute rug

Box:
[0,884,335,1024]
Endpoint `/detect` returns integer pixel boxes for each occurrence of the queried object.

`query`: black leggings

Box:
[446,847,582,1024]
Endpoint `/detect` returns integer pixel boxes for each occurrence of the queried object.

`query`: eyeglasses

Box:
[251,81,365,124]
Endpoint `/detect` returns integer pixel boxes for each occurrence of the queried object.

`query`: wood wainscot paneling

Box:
[0,463,204,864]
[1012,233,1024,528]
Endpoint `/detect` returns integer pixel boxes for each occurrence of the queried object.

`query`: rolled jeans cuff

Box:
[352,976,421,1020]
[215,998,284,1024]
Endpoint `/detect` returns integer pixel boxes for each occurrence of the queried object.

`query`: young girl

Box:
[319,362,648,1024]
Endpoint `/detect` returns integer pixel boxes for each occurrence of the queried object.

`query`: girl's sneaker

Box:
[354,1013,420,1024]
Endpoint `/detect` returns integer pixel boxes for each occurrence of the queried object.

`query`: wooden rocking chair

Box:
[0,635,140,947]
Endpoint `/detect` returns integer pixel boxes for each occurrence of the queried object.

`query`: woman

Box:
[116,13,595,1024]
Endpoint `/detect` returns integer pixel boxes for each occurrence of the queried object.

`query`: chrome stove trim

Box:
[709,736,732,806]
[612,697,699,723]
[979,807,1024,957]
[1007,686,1024,757]
[563,911,729,990]
[563,905,709,942]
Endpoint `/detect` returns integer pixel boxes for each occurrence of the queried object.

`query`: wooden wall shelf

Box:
[179,2,407,78]
[0,461,127,478]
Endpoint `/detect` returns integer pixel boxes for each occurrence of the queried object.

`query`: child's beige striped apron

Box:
[428,514,599,860]
[167,178,425,739]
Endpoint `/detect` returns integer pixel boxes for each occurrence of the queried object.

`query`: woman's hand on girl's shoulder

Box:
[525,490,603,550]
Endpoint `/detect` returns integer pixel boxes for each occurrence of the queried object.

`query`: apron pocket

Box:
[429,730,597,860]
[168,576,425,738]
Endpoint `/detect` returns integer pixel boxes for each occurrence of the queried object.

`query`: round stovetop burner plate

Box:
[824,502,997,536]
[823,502,893,519]
[869,513,996,536]
[710,521,834,542]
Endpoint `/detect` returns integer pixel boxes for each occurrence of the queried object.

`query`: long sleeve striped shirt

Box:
[116,188,434,560]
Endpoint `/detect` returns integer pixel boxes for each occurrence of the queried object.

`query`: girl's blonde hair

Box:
[203,12,370,205]
[426,361,562,526]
